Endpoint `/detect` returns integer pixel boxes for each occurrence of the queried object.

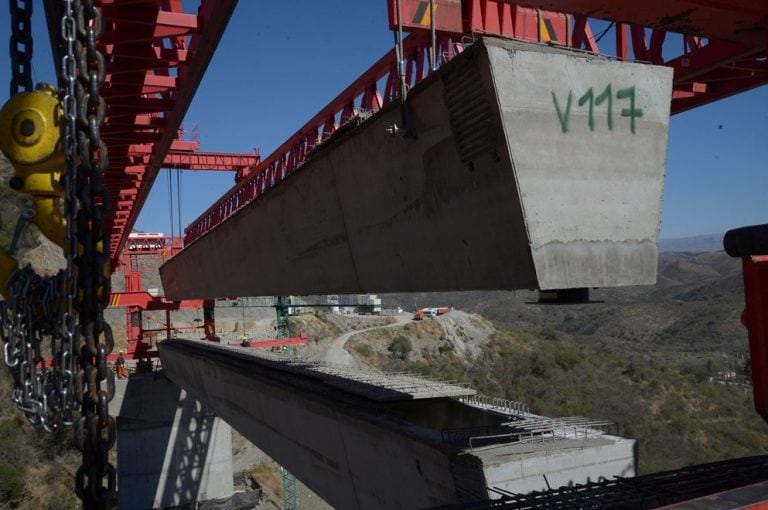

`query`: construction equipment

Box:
[111,233,219,361]
[0,1,765,508]
[414,307,452,320]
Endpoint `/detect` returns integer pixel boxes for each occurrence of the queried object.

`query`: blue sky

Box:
[1,1,766,240]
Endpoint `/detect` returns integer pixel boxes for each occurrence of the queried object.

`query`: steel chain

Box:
[0,266,70,430]
[2,0,78,433]
[71,1,116,507]
[0,0,115,508]
[9,0,33,96]
[58,0,79,435]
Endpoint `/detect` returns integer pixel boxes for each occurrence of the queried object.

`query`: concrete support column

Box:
[114,372,233,509]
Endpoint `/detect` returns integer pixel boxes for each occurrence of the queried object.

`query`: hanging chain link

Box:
[70,1,116,507]
[9,0,33,96]
[2,0,77,434]
[1,0,115,508]
[0,267,69,431]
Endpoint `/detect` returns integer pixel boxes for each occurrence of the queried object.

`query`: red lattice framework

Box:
[38,1,767,253]
[183,0,768,245]
[42,0,238,268]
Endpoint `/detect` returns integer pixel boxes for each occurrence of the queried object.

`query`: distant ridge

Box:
[659,233,725,253]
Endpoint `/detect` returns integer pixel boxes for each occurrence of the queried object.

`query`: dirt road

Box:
[322,313,412,367]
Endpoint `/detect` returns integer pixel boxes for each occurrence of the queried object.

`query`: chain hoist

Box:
[0,0,115,508]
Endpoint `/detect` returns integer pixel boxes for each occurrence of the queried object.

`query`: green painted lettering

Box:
[554,85,641,134]
[617,86,643,134]
[595,84,613,130]
[578,88,595,131]
[552,91,573,133]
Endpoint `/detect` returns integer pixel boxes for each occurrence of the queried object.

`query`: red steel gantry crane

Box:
[0,1,765,508]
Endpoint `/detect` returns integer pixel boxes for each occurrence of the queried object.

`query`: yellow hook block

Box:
[0,84,66,249]
[0,84,67,300]
[0,84,65,190]
[0,86,112,303]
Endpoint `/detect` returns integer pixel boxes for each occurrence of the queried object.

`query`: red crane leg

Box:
[725,225,768,423]
[743,256,768,423]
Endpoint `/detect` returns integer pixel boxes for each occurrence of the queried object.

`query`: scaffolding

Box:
[276,296,298,510]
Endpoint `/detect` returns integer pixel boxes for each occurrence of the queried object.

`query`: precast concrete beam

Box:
[161,37,673,299]
[158,339,637,509]
[158,340,484,509]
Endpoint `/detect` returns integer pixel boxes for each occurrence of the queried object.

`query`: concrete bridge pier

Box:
[113,372,234,509]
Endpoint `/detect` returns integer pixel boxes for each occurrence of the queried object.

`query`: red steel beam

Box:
[183,0,767,245]
[43,0,238,269]
[744,256,768,424]
[108,291,205,310]
[162,151,261,172]
[114,0,238,267]
[509,0,768,48]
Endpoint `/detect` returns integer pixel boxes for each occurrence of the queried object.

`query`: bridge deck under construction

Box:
[164,338,475,402]
[158,338,635,508]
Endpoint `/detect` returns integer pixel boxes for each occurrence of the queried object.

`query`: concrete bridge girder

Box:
[161,36,673,300]
[157,339,637,509]
[158,340,478,508]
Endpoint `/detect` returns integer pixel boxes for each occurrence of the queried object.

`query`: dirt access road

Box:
[322,313,412,367]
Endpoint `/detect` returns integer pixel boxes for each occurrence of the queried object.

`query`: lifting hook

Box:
[0,84,66,299]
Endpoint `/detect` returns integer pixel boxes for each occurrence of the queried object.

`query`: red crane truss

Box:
[112,233,219,360]
[42,0,238,268]
[183,0,768,245]
[38,1,766,257]
[163,141,261,182]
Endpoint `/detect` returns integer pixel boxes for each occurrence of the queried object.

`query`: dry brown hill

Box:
[383,250,747,358]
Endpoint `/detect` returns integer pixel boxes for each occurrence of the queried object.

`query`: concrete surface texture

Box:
[158,339,470,509]
[114,373,233,509]
[490,41,673,289]
[479,437,636,494]
[158,338,637,509]
[161,36,672,300]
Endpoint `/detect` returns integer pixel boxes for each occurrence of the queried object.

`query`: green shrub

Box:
[0,462,24,506]
[388,335,412,360]
[553,343,582,371]
[353,342,372,357]
[540,327,560,341]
